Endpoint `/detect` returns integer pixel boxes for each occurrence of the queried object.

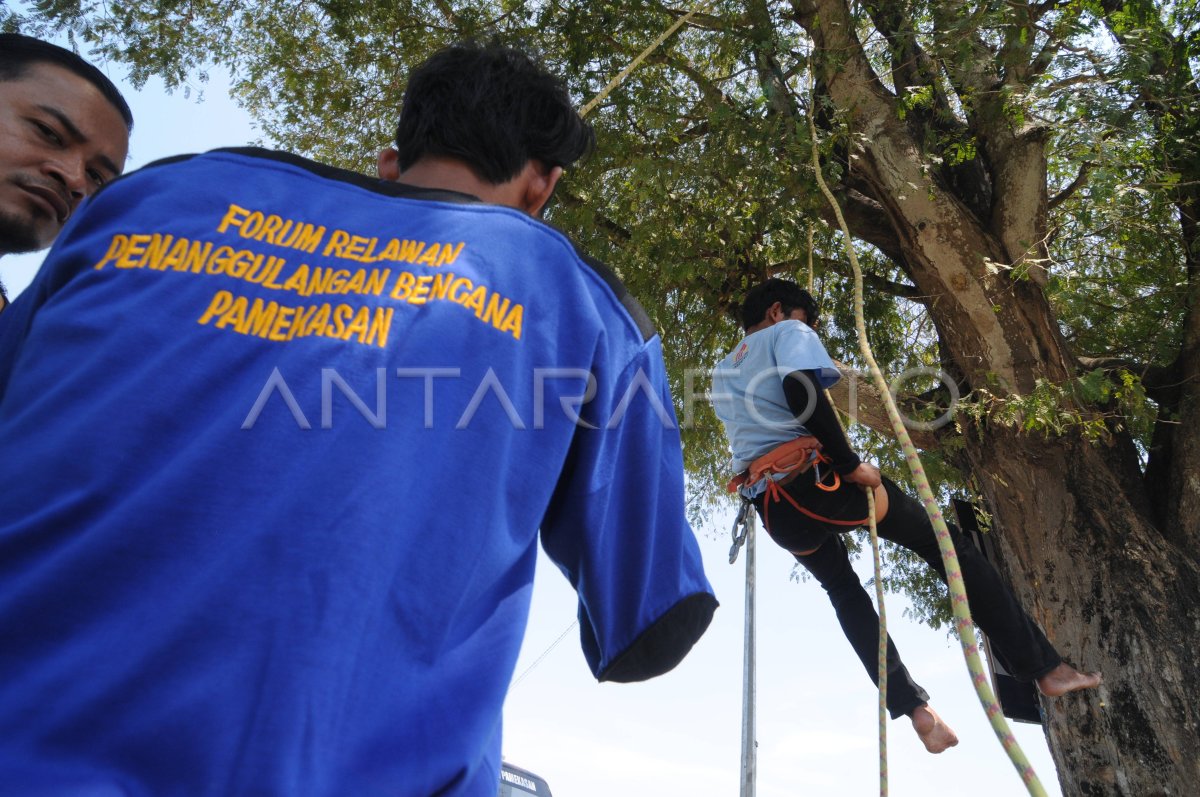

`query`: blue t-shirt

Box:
[710,319,841,472]
[0,149,716,796]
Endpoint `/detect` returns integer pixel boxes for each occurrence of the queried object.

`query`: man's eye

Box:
[87,169,106,188]
[34,121,64,146]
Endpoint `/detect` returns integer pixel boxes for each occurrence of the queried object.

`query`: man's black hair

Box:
[740,278,820,331]
[0,33,133,132]
[394,42,594,185]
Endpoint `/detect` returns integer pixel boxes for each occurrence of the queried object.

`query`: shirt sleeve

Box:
[538,336,717,683]
[783,369,862,474]
[772,321,841,389]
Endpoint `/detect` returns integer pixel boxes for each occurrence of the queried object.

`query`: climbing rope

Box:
[579,0,718,119]
[510,620,578,691]
[806,223,815,293]
[865,488,888,795]
[819,389,888,794]
[811,202,888,792]
[804,62,1047,797]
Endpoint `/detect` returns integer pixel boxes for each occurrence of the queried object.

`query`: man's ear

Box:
[522,163,564,218]
[767,301,784,323]
[377,148,401,181]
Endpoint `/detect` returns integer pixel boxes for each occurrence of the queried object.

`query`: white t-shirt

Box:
[711,319,841,473]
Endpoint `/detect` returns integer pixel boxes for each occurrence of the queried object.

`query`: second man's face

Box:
[0,62,129,255]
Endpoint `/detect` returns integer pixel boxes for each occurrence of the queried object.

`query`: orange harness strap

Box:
[762,476,869,530]
[726,436,823,493]
[727,436,869,532]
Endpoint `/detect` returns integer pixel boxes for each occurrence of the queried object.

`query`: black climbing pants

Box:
[753,474,1061,719]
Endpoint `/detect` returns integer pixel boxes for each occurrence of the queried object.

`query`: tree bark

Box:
[967,428,1200,795]
[1168,189,1200,551]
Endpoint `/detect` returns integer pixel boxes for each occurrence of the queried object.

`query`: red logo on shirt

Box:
[733,342,749,366]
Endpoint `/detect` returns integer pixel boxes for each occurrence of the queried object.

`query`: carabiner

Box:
[813,461,841,492]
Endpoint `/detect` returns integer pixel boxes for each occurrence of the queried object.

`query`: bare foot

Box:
[910,704,959,754]
[1037,662,1103,697]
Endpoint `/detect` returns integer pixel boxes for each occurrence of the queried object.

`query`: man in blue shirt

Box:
[0,43,716,795]
[712,278,1099,754]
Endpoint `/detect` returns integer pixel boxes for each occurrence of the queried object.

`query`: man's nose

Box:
[44,156,89,204]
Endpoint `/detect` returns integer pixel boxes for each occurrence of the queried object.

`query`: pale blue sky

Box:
[1,51,1066,797]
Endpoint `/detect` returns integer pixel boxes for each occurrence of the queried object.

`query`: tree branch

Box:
[826,361,942,450]
[1048,161,1094,210]
[788,0,896,121]
[555,189,632,243]
[818,188,908,267]
[651,0,735,32]
[765,256,922,301]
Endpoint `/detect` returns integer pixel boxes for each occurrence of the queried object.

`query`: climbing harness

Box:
[727,437,869,536]
[725,434,820,495]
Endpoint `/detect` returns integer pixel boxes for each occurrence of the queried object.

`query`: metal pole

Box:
[740,511,757,797]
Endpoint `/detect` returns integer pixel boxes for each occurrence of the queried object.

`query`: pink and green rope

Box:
[807,64,1047,797]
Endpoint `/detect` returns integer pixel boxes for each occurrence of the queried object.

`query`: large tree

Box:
[10,1,1198,793]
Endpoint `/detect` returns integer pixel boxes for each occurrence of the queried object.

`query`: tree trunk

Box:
[966,428,1200,796]
[1164,185,1200,552]
[787,0,1200,788]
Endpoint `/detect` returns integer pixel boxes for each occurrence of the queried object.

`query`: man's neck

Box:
[395,158,512,207]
